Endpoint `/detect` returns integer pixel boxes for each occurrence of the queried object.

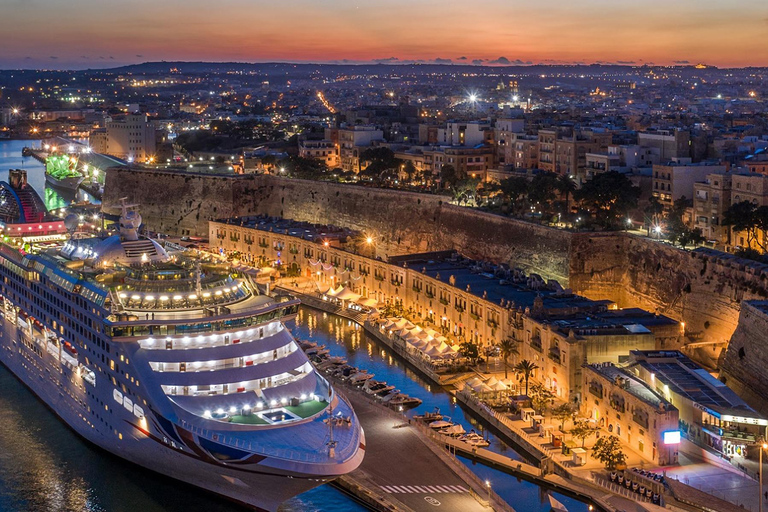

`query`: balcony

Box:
[548,348,561,364]
[412,286,421,293]
[610,397,625,413]
[374,275,385,282]
[588,382,603,398]
[439,297,449,306]
[425,291,435,299]
[530,337,542,352]
[632,412,649,429]
[469,312,480,321]
[455,305,465,313]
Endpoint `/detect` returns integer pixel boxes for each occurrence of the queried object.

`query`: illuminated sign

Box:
[663,431,681,445]
[720,415,768,426]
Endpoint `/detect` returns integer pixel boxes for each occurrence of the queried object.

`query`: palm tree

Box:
[556,174,577,215]
[499,338,518,380]
[514,359,538,396]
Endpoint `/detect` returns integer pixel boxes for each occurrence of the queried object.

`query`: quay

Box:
[280,283,721,512]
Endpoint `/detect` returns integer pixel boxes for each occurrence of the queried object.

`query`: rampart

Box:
[104,168,768,364]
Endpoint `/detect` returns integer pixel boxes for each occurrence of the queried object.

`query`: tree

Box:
[402,160,417,183]
[452,178,480,206]
[529,383,554,415]
[570,419,595,449]
[459,341,480,365]
[723,200,759,249]
[440,164,459,190]
[498,176,530,215]
[514,359,538,396]
[359,147,399,178]
[665,196,704,248]
[556,174,577,214]
[528,172,559,213]
[552,403,574,431]
[574,171,640,229]
[592,435,627,470]
[499,338,519,380]
[644,196,664,235]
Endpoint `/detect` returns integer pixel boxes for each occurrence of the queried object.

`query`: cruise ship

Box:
[0,202,364,511]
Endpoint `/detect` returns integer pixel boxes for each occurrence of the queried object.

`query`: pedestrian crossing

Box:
[380,484,468,494]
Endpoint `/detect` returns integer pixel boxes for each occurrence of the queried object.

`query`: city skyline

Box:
[1,0,767,69]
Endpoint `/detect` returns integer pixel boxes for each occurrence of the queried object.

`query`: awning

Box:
[358,297,378,307]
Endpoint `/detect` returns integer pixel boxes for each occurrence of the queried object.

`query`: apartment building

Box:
[298,140,339,168]
[652,161,727,209]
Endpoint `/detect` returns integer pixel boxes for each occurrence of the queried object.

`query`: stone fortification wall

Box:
[719,301,768,417]
[104,168,768,360]
[104,169,572,283]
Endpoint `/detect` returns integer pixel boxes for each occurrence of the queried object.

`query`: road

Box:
[345,391,492,512]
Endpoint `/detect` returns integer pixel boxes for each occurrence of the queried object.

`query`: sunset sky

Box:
[1,0,767,69]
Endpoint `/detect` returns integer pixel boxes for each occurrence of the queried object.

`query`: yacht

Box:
[0,202,364,511]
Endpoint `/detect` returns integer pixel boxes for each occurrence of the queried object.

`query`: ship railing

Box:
[180,420,361,464]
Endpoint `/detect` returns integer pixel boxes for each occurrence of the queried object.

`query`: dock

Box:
[336,381,514,512]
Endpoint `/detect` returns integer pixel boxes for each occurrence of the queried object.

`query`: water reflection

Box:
[0,140,99,209]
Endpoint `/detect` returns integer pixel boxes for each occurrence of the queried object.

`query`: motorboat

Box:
[439,424,466,437]
[347,371,374,385]
[414,408,444,423]
[363,380,395,395]
[459,432,490,447]
[385,394,422,408]
[428,419,454,430]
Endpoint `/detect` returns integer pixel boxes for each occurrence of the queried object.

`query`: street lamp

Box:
[485,480,491,503]
[761,442,767,512]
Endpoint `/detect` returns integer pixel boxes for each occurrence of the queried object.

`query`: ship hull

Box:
[45,173,84,191]
[0,317,332,512]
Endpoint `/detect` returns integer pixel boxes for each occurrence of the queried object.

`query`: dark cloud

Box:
[489,56,511,65]
[373,57,399,63]
[433,57,452,64]
[99,56,106,60]
[109,56,115,60]
[136,54,143,58]
[674,60,690,64]
[472,59,485,65]
[24,56,31,60]
[616,60,635,64]
[457,56,467,60]
[49,56,58,60]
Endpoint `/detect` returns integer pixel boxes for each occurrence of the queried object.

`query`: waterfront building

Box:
[626,350,767,461]
[210,216,680,401]
[583,363,679,465]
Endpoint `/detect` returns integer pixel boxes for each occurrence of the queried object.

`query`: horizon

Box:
[0,59,761,73]
[1,0,766,70]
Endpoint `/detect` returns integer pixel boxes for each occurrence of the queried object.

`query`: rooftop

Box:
[627,350,765,419]
[586,362,675,410]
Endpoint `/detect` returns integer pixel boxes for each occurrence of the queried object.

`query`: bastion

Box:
[104,168,768,372]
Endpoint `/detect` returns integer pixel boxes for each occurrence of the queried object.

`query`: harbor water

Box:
[0,139,99,208]
[288,307,591,512]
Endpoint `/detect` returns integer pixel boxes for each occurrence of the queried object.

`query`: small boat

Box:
[429,420,453,430]
[385,394,422,408]
[347,371,374,384]
[459,432,490,447]
[548,493,568,512]
[363,380,395,395]
[299,340,318,350]
[414,408,443,423]
[439,424,466,437]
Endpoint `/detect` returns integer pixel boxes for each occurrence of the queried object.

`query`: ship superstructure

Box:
[0,202,364,511]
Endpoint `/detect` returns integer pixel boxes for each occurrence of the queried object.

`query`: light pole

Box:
[761,442,767,512]
[485,480,491,504]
